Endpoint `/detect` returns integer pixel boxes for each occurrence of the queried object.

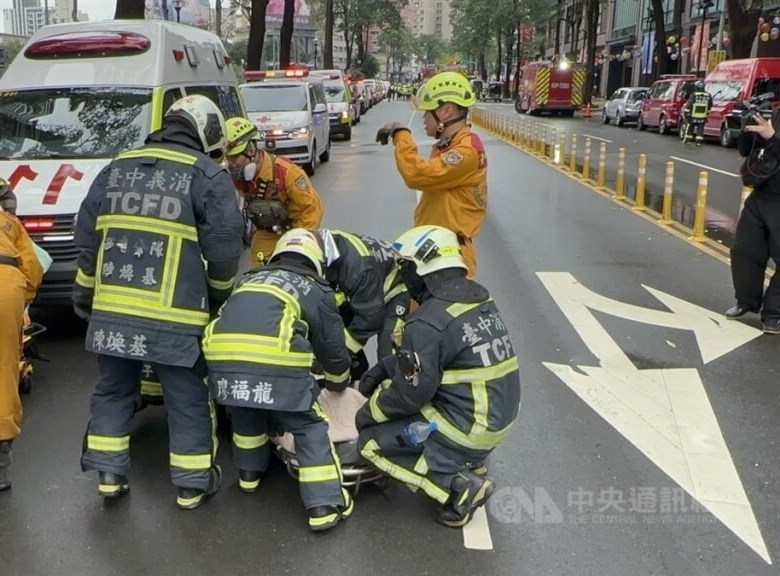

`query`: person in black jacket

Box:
[727,108,780,334]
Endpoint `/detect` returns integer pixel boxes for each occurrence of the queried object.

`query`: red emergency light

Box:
[25,32,151,59]
[21,218,54,231]
[244,69,309,81]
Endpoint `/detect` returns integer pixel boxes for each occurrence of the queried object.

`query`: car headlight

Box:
[288,126,310,139]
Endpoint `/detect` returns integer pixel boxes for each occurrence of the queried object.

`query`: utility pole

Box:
[44,0,49,25]
[216,0,222,38]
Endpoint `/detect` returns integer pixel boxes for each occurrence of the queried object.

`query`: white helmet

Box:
[392,225,466,276]
[165,94,227,156]
[270,228,326,277]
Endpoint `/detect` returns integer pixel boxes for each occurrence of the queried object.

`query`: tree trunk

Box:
[71,0,78,21]
[478,52,487,81]
[114,0,145,19]
[496,32,502,81]
[247,0,269,70]
[582,0,598,105]
[216,0,222,38]
[345,29,354,69]
[356,27,366,64]
[504,28,514,97]
[279,0,294,68]
[727,0,760,59]
[324,0,334,68]
[650,0,667,81]
[515,20,522,98]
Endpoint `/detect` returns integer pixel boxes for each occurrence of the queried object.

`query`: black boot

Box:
[308,489,354,532]
[436,470,494,528]
[238,469,263,493]
[0,441,12,491]
[98,471,129,498]
[177,465,222,510]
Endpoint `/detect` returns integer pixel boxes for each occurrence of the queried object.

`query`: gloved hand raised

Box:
[376,122,408,145]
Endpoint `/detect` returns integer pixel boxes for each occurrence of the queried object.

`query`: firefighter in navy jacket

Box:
[73,95,244,509]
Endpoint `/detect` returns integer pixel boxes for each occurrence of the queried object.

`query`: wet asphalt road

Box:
[2,100,779,576]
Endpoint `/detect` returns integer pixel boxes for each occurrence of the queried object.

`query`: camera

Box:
[739,92,775,130]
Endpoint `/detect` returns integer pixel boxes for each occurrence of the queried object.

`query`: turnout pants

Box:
[230,402,346,509]
[0,267,25,441]
[81,354,216,490]
[377,292,411,360]
[730,191,780,320]
[358,417,488,505]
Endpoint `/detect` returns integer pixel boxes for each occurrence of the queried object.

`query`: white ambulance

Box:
[0,20,244,305]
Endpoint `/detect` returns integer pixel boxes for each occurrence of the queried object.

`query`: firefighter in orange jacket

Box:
[0,179,43,491]
[377,71,487,278]
[225,117,323,267]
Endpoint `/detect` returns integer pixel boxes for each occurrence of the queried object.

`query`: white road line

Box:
[669,156,740,178]
[581,133,613,143]
[462,507,494,550]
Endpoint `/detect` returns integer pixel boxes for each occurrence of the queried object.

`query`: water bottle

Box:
[404,421,439,446]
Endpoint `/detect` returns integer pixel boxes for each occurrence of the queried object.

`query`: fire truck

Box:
[515,60,586,116]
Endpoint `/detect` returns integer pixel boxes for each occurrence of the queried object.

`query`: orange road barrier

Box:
[583,102,592,118]
[582,137,592,180]
[659,161,675,224]
[690,171,709,242]
[597,142,607,189]
[569,134,578,172]
[614,147,626,199]
[633,154,647,211]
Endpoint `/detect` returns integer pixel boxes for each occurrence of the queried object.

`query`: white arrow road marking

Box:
[538,272,770,564]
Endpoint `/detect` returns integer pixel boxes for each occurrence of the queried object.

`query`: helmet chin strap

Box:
[431,109,468,140]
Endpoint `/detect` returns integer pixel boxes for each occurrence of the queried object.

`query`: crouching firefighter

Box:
[224,117,323,267]
[320,229,410,381]
[73,95,245,509]
[356,225,520,527]
[202,229,354,532]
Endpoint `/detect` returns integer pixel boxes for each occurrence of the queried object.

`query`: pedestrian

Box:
[682,80,712,145]
[377,71,487,278]
[202,229,354,532]
[0,179,44,491]
[320,229,410,379]
[73,95,245,508]
[726,108,780,334]
[356,225,520,527]
[225,116,323,268]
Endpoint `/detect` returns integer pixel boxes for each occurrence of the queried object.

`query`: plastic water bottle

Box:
[404,421,439,445]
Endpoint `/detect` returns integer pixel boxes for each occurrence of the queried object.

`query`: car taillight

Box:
[22,218,55,231]
[25,32,151,59]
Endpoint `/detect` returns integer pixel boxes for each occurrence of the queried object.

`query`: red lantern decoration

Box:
[761,22,771,34]
[722,37,732,48]
[680,36,689,47]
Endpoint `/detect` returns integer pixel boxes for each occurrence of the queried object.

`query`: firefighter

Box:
[224,117,323,267]
[202,229,354,532]
[73,95,245,509]
[320,229,410,380]
[683,80,713,145]
[0,179,43,491]
[377,71,488,278]
[356,225,520,527]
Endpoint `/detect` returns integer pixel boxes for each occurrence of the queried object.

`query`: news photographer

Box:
[726,100,780,333]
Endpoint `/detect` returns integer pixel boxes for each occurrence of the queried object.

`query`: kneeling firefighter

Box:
[320,229,410,380]
[356,225,520,527]
[202,228,354,532]
[225,117,323,267]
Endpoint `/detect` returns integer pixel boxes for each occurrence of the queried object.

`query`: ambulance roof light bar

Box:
[25,32,151,59]
[244,69,309,81]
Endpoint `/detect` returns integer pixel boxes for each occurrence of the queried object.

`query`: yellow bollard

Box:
[558,131,566,166]
[539,125,547,157]
[633,154,647,211]
[596,142,607,189]
[739,185,753,216]
[513,116,520,142]
[690,171,709,242]
[659,161,675,224]
[582,137,592,181]
[549,128,557,162]
[569,134,577,172]
[614,147,626,199]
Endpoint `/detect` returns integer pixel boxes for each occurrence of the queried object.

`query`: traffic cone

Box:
[583,102,592,118]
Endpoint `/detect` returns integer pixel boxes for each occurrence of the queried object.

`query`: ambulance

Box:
[0,20,243,305]
[514,59,586,116]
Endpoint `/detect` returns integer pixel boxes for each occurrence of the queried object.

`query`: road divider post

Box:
[659,161,675,224]
[597,142,607,189]
[558,131,566,166]
[569,134,577,172]
[689,171,709,242]
[633,154,647,211]
[549,127,557,162]
[582,137,591,181]
[614,147,626,199]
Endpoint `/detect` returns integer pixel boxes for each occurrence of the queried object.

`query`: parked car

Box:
[603,87,648,126]
[636,74,696,134]
[703,57,780,147]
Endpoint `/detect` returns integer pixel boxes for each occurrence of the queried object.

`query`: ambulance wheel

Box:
[19,373,32,395]
[320,139,331,163]
[304,144,317,176]
[343,126,352,141]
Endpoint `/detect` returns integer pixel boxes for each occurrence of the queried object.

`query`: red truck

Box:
[514,60,586,116]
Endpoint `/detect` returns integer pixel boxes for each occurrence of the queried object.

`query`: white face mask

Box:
[243,162,258,181]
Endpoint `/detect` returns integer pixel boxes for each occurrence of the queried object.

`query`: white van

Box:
[0,20,244,305]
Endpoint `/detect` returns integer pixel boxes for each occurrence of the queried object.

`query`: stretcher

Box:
[272,386,384,493]
[18,320,47,395]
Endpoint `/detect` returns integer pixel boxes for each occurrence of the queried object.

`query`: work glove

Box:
[350,349,369,382]
[322,378,349,393]
[358,356,393,397]
[376,122,408,145]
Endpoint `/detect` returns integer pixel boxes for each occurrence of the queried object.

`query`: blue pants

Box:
[81,354,216,490]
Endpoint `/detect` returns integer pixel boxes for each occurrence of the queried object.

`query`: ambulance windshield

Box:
[241,84,308,112]
[0,87,153,160]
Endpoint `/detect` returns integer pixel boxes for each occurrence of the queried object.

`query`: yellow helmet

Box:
[225,116,261,156]
[416,71,476,111]
[392,225,466,276]
[269,228,326,277]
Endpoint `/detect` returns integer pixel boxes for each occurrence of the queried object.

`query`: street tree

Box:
[279,0,294,67]
[727,0,762,59]
[379,27,413,76]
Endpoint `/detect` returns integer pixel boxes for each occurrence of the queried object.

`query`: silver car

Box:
[603,87,648,127]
